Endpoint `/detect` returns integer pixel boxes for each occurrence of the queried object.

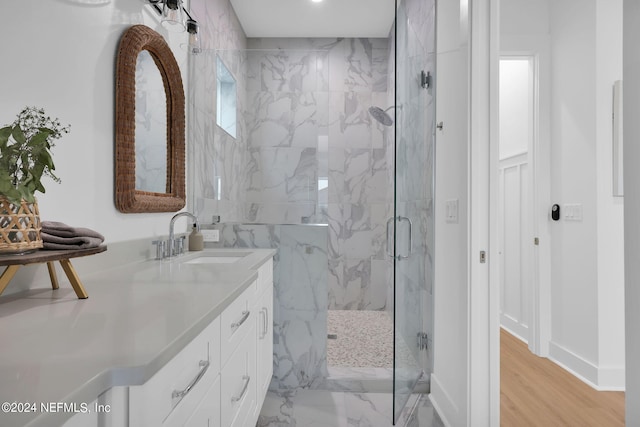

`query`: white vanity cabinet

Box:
[252,261,274,424]
[129,316,221,427]
[128,257,274,427]
[221,258,274,427]
[58,256,274,427]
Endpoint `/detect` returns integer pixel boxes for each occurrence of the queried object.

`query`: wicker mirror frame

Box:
[115,25,185,213]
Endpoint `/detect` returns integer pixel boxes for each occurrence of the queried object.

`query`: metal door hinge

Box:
[417,332,429,351]
[480,251,487,263]
[534,237,539,246]
[421,70,432,89]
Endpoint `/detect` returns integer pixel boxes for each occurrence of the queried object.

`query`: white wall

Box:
[623,0,640,422]
[0,2,190,241]
[547,0,600,378]
[0,2,194,293]
[595,0,626,388]
[431,0,469,425]
[499,0,625,389]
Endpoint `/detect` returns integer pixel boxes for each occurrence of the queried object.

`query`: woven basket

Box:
[0,196,42,253]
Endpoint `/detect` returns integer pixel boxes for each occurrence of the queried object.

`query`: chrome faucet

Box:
[168,211,198,258]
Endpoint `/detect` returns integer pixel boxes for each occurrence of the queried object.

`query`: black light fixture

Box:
[161,0,185,31]
[185,18,201,55]
[146,0,201,54]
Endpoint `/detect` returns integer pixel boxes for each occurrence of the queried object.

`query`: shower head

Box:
[368,106,395,127]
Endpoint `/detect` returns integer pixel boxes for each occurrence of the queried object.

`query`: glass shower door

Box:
[392,0,435,421]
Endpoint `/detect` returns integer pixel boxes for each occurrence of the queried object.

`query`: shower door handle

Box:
[387,216,412,260]
[386,217,394,258]
[398,216,412,260]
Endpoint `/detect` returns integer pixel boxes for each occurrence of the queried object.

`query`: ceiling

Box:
[229,0,395,38]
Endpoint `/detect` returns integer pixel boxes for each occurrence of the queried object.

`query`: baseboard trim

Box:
[548,341,625,391]
[429,373,457,427]
[500,315,528,343]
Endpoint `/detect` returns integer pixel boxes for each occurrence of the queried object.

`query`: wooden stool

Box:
[0,246,107,299]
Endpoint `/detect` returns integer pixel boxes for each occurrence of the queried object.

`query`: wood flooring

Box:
[500,328,625,427]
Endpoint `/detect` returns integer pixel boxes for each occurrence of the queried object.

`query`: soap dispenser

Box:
[188,224,204,251]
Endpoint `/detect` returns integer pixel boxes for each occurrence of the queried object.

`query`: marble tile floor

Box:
[257,390,444,427]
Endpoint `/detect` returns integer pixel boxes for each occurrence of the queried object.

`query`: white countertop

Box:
[0,248,275,427]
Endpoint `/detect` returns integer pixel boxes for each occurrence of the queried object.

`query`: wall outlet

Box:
[201,229,219,242]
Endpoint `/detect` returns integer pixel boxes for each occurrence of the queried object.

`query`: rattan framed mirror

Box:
[115,25,185,213]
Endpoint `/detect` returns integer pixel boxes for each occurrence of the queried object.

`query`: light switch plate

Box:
[445,199,459,224]
[201,229,219,242]
[563,204,583,221]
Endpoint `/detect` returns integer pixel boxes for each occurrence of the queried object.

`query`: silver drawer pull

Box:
[230,310,250,331]
[259,309,267,339]
[172,360,209,400]
[231,375,250,403]
[264,307,270,338]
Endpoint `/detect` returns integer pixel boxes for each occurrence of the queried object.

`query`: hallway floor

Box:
[257,390,444,427]
[501,328,625,426]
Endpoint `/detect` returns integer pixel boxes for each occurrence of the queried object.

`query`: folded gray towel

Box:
[40,221,105,250]
[41,221,105,241]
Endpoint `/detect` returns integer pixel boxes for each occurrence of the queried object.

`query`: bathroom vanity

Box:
[0,248,275,427]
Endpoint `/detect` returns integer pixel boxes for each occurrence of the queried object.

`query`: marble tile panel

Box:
[329,92,373,149]
[342,203,372,259]
[327,203,344,260]
[271,307,328,389]
[217,223,281,249]
[339,258,372,309]
[257,390,348,427]
[328,148,346,204]
[344,393,394,426]
[244,202,318,224]
[246,147,318,203]
[259,50,318,92]
[277,226,328,312]
[368,148,391,203]
[342,39,389,93]
[258,390,444,427]
[327,258,345,309]
[246,91,322,148]
[370,260,392,309]
[370,203,393,261]
[344,149,371,204]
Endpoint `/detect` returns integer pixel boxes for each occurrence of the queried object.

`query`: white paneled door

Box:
[499,156,531,341]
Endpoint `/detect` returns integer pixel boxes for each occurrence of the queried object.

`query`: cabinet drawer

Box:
[220,325,257,427]
[130,317,221,427]
[220,281,256,364]
[178,374,221,427]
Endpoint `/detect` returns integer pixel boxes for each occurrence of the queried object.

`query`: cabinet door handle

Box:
[230,310,250,332]
[172,360,209,400]
[259,309,267,339]
[265,306,269,336]
[231,375,251,403]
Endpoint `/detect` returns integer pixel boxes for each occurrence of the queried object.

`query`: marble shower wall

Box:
[245,38,393,311]
[189,0,249,222]
[214,223,329,389]
[188,24,395,309]
[392,0,437,373]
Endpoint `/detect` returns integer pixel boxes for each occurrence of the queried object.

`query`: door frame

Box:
[498,37,552,357]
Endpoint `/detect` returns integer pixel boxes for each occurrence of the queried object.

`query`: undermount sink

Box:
[180,251,252,265]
